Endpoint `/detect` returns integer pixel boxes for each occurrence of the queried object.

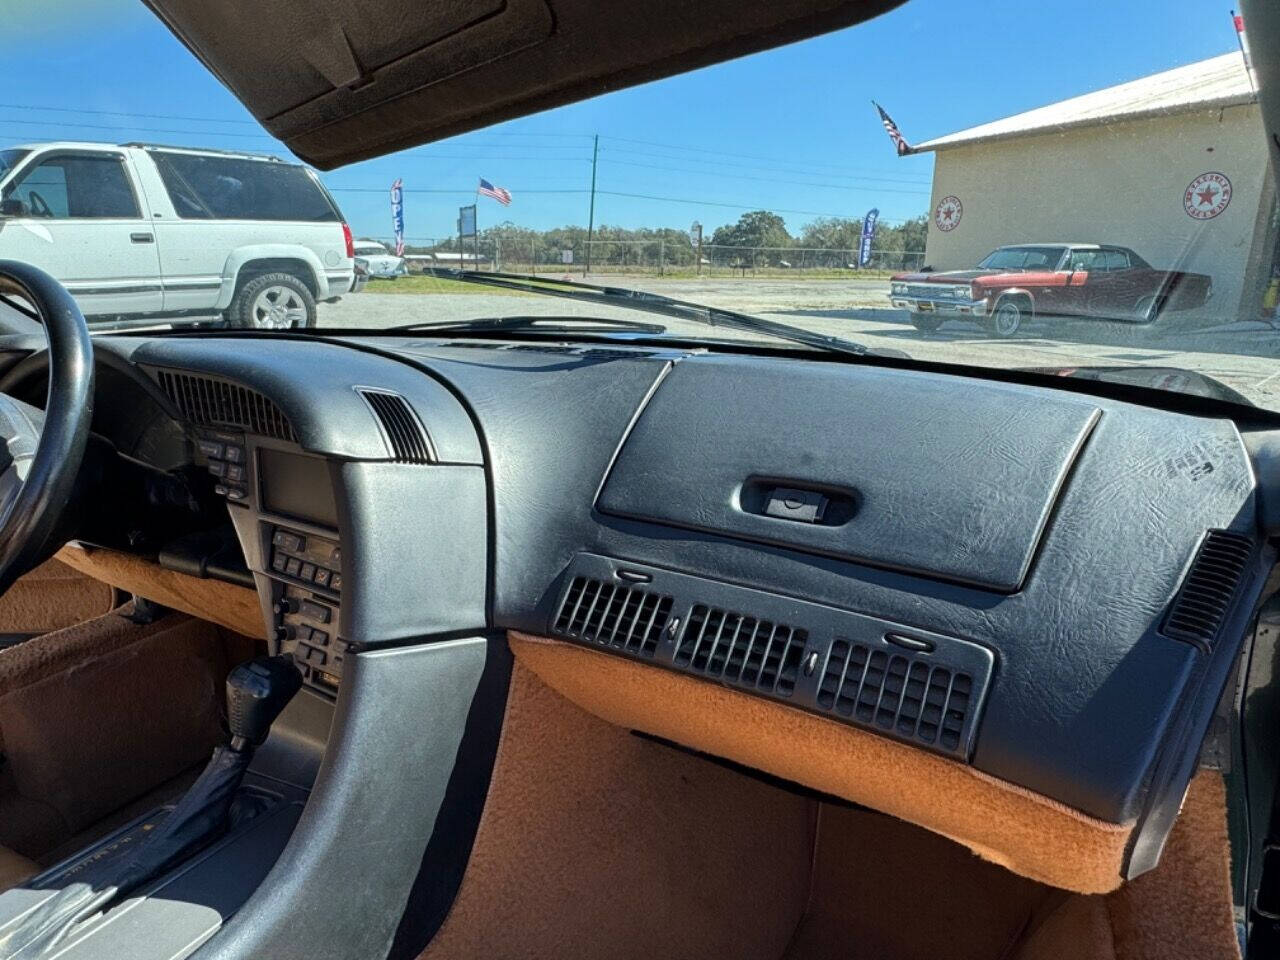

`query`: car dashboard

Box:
[4,329,1277,898]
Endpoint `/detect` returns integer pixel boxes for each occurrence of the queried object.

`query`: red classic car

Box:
[890,243,1213,337]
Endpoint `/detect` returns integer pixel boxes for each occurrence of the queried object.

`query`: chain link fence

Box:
[371,236,924,278]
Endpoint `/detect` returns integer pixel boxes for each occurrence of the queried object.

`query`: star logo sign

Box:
[934,195,963,232]
[1184,173,1231,220]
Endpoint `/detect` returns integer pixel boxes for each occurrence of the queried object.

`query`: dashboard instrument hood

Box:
[142,0,904,169]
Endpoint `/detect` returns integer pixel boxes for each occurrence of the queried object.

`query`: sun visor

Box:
[142,0,905,169]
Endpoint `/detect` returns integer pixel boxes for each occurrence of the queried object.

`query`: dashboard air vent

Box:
[156,370,294,441]
[674,606,808,697]
[1163,530,1254,650]
[816,639,973,753]
[357,389,433,464]
[553,576,672,658]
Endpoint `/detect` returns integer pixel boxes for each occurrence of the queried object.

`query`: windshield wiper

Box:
[394,312,668,336]
[388,269,869,357]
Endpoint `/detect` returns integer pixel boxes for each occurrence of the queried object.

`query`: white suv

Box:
[0,142,358,328]
[353,240,407,280]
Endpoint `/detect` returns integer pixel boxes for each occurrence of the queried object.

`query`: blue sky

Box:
[0,0,1240,242]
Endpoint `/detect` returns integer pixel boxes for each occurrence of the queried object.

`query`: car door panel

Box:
[0,151,162,317]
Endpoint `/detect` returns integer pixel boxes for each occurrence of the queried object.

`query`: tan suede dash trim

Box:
[510,632,1134,894]
[56,544,266,639]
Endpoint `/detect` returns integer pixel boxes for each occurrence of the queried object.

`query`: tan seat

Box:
[0,844,36,893]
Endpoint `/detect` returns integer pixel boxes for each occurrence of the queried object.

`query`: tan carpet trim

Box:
[56,543,265,639]
[1107,771,1240,960]
[0,611,231,856]
[0,846,36,895]
[419,660,815,960]
[0,558,115,634]
[510,631,1132,894]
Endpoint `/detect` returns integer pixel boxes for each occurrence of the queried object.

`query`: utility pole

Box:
[584,134,598,277]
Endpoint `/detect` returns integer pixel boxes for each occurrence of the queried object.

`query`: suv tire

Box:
[227,272,316,329]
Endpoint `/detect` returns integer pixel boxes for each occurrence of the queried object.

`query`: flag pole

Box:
[1232,11,1256,94]
[474,181,480,271]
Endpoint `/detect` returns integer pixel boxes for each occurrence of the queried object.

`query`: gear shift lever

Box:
[0,656,303,960]
[227,655,304,752]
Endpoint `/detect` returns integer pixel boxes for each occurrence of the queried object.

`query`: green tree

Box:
[798,217,863,252]
[709,210,792,265]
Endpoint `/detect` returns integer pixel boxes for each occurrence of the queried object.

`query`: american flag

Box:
[873,102,912,157]
[478,178,512,206]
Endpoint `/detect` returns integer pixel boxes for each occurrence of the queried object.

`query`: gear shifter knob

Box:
[226,655,303,751]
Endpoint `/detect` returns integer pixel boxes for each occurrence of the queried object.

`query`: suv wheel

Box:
[984,298,1024,338]
[228,272,316,329]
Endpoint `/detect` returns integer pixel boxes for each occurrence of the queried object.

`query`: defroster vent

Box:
[358,389,434,463]
[1163,530,1255,651]
[553,576,673,657]
[817,639,972,753]
[156,369,295,441]
[674,606,807,697]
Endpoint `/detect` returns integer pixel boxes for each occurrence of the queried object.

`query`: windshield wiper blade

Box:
[389,269,869,357]
[391,312,668,335]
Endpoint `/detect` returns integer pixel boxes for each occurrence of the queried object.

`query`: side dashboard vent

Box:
[156,369,295,441]
[358,389,433,464]
[674,606,808,697]
[817,639,973,753]
[553,576,673,657]
[1163,530,1255,650]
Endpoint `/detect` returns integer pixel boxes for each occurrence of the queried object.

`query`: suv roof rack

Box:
[120,141,286,162]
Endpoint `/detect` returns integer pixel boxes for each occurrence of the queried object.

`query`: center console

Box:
[191,427,350,697]
[267,526,342,691]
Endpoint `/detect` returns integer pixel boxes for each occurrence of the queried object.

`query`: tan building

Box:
[914,54,1275,320]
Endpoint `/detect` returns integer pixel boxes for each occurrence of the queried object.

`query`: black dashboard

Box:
[3,329,1276,886]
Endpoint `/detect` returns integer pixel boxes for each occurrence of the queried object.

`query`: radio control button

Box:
[300,600,331,623]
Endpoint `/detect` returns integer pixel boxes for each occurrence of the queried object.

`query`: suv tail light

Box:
[341,222,355,259]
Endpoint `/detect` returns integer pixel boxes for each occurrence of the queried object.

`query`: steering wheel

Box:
[26,191,52,219]
[0,261,94,596]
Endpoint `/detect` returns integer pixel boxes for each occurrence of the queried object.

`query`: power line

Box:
[0,102,595,142]
[0,102,262,125]
[0,116,280,140]
[595,190,920,223]
[599,144,931,184]
[598,157,931,195]
[328,186,589,195]
[599,134,931,180]
[0,120,592,165]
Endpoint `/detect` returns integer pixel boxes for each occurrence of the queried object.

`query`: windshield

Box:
[977,247,1065,271]
[0,149,27,180]
[1,0,1277,413]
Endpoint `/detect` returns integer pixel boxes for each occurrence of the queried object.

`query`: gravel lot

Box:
[320,277,1280,409]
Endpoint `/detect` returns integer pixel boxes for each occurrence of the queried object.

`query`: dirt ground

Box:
[320,276,1280,410]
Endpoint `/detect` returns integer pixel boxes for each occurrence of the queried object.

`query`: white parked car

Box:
[353,240,407,280]
[0,141,359,328]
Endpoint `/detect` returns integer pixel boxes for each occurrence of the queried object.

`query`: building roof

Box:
[914,53,1255,153]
